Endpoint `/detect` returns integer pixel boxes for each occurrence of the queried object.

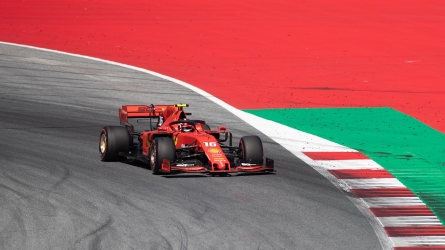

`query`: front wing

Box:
[161,158,275,174]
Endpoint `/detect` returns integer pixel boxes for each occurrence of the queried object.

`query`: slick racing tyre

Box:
[99,126,130,161]
[239,136,264,165]
[149,137,176,174]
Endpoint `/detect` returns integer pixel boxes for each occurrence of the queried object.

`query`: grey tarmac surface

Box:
[0,43,381,250]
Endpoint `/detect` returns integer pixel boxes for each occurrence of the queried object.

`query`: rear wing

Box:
[119,103,190,126]
[119,105,163,123]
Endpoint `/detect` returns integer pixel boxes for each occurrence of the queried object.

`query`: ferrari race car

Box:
[99,103,274,175]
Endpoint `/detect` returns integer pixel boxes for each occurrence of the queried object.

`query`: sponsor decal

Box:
[212,153,223,157]
[208,148,220,154]
[176,163,194,167]
[214,157,225,161]
[174,135,178,145]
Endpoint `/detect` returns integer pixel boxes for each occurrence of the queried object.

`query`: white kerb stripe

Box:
[363,197,424,207]
[379,216,442,227]
[391,236,445,247]
[342,178,405,189]
[313,159,383,170]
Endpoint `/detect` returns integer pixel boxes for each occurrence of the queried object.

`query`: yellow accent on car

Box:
[208,148,220,154]
[174,103,189,108]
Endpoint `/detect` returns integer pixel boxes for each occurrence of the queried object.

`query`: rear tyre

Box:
[149,137,176,174]
[99,126,130,161]
[239,136,264,165]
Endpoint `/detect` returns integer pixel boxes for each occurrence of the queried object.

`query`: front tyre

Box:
[99,126,130,161]
[149,137,176,174]
[239,136,264,165]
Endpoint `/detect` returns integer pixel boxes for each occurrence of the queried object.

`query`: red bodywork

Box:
[119,104,274,174]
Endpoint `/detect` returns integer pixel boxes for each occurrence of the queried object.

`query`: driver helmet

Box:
[179,123,194,132]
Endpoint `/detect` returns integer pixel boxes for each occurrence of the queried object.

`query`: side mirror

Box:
[218,126,227,131]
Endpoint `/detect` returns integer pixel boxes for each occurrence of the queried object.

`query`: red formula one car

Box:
[99,104,274,175]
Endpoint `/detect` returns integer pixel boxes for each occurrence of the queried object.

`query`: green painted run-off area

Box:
[246,107,445,223]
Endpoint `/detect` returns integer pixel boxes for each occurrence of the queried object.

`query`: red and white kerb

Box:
[303,151,445,250]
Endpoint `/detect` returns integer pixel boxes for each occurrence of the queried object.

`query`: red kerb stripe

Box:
[351,188,415,197]
[303,152,369,160]
[385,226,445,237]
[370,206,434,217]
[329,169,393,179]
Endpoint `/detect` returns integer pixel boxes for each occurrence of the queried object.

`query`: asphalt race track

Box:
[0,44,381,249]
